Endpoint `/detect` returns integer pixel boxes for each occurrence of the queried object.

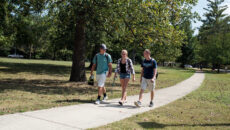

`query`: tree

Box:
[198,0,230,72]
[1,0,199,82]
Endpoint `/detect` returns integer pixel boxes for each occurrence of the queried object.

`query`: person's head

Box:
[100,44,107,54]
[143,49,151,59]
[121,49,128,59]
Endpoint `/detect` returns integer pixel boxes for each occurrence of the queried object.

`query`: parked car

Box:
[184,64,193,68]
[8,54,24,58]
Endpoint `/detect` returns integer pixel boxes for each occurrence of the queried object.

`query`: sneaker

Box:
[95,99,100,105]
[149,101,154,107]
[134,101,142,107]
[102,96,108,102]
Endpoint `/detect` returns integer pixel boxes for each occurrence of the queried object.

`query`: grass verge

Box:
[93,73,230,130]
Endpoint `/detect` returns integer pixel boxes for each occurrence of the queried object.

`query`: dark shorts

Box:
[120,73,131,79]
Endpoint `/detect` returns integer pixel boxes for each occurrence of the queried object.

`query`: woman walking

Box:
[114,50,135,105]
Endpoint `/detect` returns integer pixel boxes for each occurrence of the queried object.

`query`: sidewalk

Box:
[0,72,205,130]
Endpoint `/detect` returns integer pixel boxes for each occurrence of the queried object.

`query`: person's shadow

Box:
[98,102,137,109]
[138,122,230,129]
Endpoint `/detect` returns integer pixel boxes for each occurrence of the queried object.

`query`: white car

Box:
[184,64,193,68]
[8,54,24,58]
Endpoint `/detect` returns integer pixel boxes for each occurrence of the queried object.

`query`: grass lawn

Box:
[93,73,230,130]
[0,57,194,115]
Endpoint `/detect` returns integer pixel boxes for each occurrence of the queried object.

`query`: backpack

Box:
[150,58,158,79]
[95,53,109,70]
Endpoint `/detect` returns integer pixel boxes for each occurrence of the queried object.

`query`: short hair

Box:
[144,49,151,55]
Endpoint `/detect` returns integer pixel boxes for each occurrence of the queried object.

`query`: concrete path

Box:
[0,72,205,130]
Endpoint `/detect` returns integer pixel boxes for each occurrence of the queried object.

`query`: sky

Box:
[192,0,230,35]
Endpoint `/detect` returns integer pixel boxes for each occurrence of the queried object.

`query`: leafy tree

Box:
[198,0,230,72]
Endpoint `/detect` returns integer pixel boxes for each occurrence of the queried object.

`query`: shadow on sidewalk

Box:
[98,102,137,109]
[55,99,94,103]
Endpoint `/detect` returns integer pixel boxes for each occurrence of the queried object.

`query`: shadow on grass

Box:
[138,122,230,128]
[0,62,93,76]
[0,78,120,95]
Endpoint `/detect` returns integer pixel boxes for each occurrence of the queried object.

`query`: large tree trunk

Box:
[87,44,99,69]
[69,20,86,82]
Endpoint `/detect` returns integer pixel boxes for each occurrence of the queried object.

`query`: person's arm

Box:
[107,63,112,77]
[151,60,157,82]
[140,67,144,83]
[152,68,157,80]
[132,74,136,82]
[91,55,97,76]
[91,64,96,76]
[107,55,113,77]
[129,59,135,82]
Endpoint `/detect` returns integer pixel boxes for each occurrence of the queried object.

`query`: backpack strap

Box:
[105,53,109,65]
[150,58,155,66]
[151,58,158,79]
[96,53,109,65]
[95,53,99,66]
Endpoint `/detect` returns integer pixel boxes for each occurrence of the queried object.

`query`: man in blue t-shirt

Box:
[91,44,112,105]
[134,49,157,107]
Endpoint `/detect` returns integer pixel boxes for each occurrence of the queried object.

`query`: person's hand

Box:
[107,72,112,78]
[151,78,155,83]
[132,77,136,82]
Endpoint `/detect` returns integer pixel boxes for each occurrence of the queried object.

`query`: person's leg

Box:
[98,87,103,97]
[148,80,155,107]
[99,74,107,99]
[149,80,156,101]
[120,79,125,100]
[123,78,129,101]
[96,74,105,103]
[135,77,146,107]
[139,77,146,101]
[150,90,155,101]
[103,87,107,97]
[138,89,145,101]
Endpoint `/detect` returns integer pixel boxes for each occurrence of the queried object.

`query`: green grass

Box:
[0,57,194,115]
[93,73,230,130]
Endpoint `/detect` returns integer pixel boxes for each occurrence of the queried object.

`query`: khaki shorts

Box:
[96,73,106,87]
[141,77,156,91]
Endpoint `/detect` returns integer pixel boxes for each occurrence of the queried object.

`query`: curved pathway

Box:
[0,72,205,130]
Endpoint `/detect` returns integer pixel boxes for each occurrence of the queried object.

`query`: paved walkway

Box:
[0,72,205,130]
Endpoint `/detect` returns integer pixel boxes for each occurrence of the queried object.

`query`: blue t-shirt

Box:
[93,53,112,74]
[141,58,157,79]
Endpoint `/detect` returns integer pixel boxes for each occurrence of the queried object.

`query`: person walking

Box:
[134,49,157,107]
[91,44,113,105]
[114,50,135,105]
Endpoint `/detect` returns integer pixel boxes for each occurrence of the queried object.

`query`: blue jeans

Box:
[120,73,131,79]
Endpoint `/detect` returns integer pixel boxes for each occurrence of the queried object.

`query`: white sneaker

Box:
[95,99,100,105]
[102,96,108,102]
